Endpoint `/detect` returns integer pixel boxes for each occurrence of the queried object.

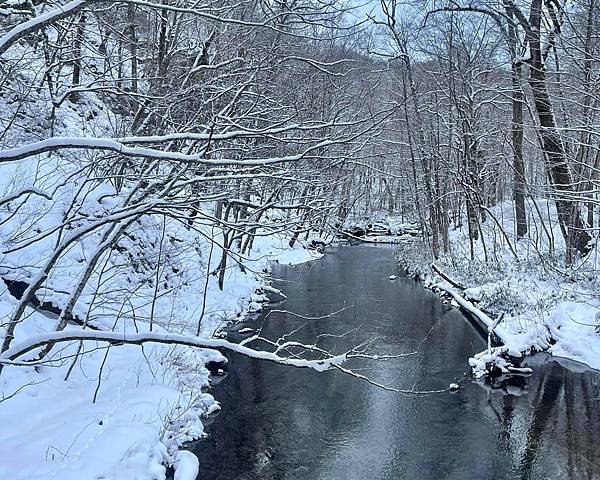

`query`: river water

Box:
[194,245,600,479]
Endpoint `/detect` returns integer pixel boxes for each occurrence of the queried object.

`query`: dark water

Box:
[194,245,600,480]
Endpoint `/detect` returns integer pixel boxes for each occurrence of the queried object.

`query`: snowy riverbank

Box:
[0,210,322,480]
[397,199,600,373]
[0,43,327,480]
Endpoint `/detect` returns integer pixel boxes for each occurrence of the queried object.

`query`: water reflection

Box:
[479,355,600,480]
[194,245,600,480]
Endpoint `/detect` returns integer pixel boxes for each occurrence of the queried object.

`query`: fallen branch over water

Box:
[0,330,347,372]
[428,265,531,379]
[431,263,465,290]
[1,327,460,395]
[435,282,506,341]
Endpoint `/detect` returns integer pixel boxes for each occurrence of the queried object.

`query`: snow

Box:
[469,346,516,379]
[0,228,321,480]
[0,308,200,480]
[265,238,323,265]
[398,198,600,373]
[468,346,533,379]
[547,301,600,368]
[0,0,88,56]
[0,49,325,479]
[361,235,410,244]
[172,451,200,480]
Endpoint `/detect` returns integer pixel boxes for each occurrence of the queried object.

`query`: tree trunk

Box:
[526,0,591,261]
[512,68,527,239]
[127,4,138,93]
[508,14,528,238]
[71,13,86,90]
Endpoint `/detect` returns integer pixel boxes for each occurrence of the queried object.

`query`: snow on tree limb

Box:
[0,187,51,206]
[0,136,348,165]
[0,330,450,395]
[0,330,349,372]
[0,0,89,56]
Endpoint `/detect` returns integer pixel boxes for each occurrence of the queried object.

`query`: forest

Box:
[1,0,600,478]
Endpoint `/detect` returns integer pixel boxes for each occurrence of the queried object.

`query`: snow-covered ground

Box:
[0,40,323,480]
[0,221,321,480]
[397,199,600,372]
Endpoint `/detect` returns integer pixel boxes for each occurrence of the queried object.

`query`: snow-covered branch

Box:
[0,136,352,166]
[0,330,350,372]
[0,0,89,56]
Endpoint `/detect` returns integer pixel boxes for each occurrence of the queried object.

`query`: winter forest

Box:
[1,0,600,478]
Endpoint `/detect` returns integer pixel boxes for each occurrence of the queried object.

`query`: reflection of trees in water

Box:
[518,364,562,479]
[578,373,600,479]
[196,256,379,479]
[195,248,600,480]
[498,394,515,461]
[490,362,600,480]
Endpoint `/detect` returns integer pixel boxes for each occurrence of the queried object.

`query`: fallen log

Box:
[430,263,465,290]
[432,277,507,344]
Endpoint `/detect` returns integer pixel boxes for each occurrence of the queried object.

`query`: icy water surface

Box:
[194,245,600,479]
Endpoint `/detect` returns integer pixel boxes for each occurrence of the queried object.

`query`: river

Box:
[193,244,600,479]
